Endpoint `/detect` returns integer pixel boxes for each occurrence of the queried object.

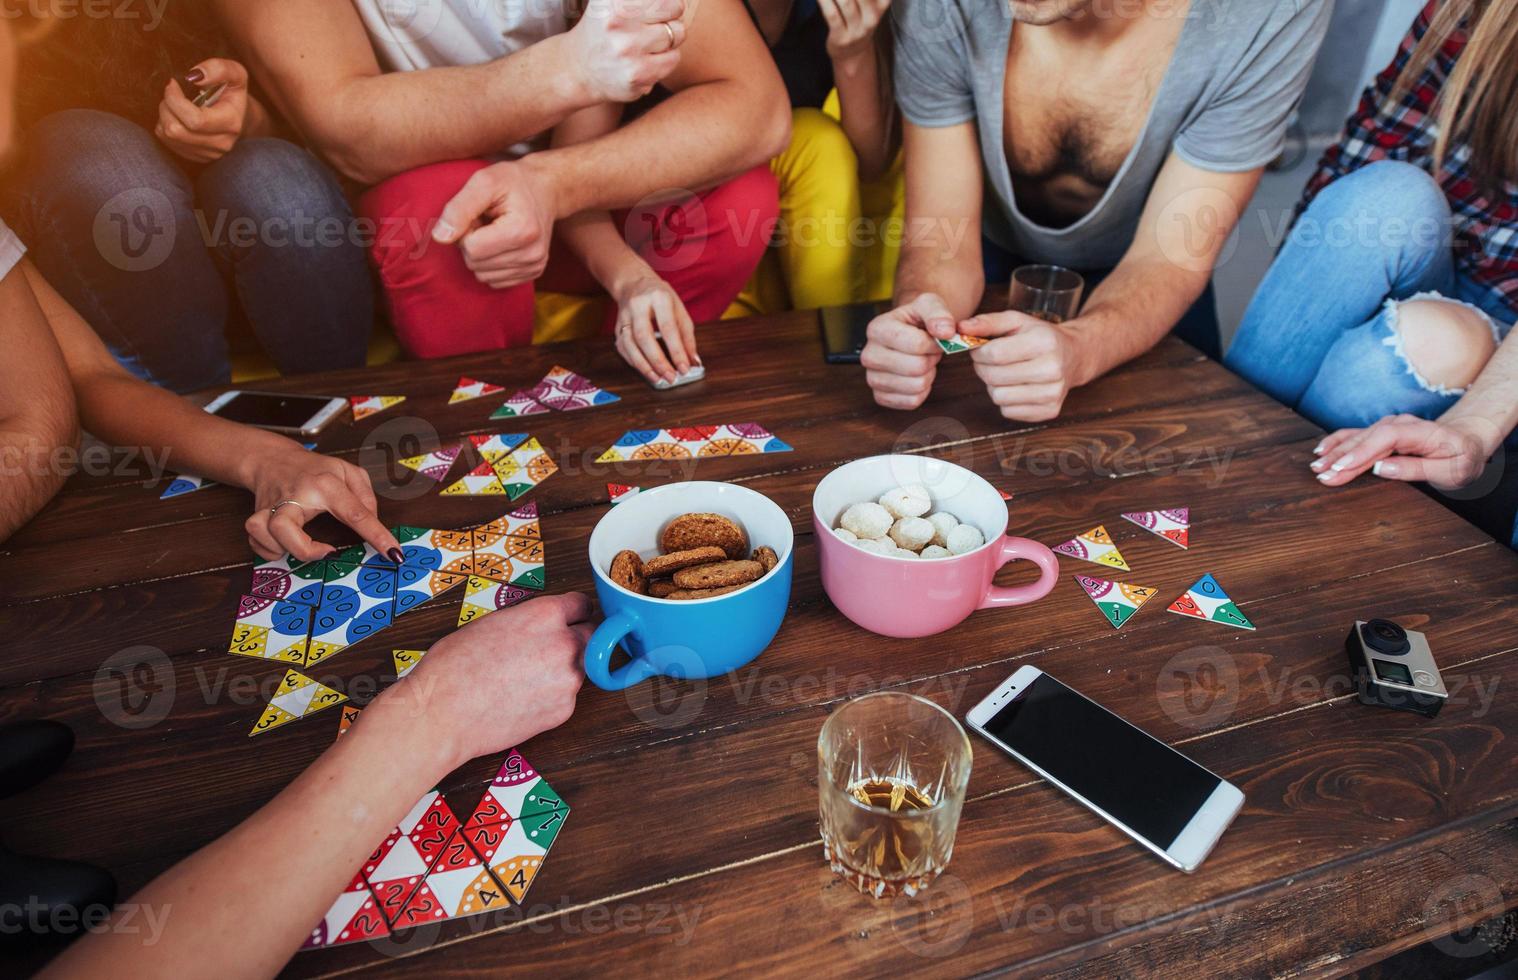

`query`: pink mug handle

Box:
[979,536,1060,609]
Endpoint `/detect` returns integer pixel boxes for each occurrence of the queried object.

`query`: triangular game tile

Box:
[349,395,407,421]
[1075,575,1159,629]
[1167,573,1254,630]
[1053,525,1131,571]
[1123,508,1191,550]
[449,376,505,405]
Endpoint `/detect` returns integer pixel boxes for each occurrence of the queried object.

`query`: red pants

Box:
[359,160,779,359]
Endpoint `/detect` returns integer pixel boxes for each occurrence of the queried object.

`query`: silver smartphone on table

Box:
[966,665,1244,873]
[203,390,348,438]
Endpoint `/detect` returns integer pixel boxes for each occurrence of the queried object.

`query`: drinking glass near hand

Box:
[1008,265,1084,323]
[818,692,972,897]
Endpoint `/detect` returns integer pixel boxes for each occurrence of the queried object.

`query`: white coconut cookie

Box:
[926,512,959,548]
[920,545,953,560]
[888,516,934,551]
[839,501,893,540]
[946,524,985,555]
[877,485,932,520]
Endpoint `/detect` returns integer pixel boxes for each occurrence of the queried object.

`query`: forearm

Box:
[560,212,650,294]
[263,39,589,186]
[1440,332,1518,454]
[41,690,449,978]
[894,245,983,321]
[1067,256,1211,385]
[831,49,893,180]
[537,78,788,217]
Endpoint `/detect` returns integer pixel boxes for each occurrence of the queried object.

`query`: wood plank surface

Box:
[3,310,1514,978]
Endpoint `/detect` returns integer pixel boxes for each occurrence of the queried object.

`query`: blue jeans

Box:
[1226,160,1517,546]
[14,110,373,392]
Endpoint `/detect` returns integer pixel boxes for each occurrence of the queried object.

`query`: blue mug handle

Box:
[584,611,660,690]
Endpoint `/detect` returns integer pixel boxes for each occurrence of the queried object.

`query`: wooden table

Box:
[4,309,1517,978]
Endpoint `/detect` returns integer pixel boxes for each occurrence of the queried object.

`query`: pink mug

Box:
[813,455,1058,638]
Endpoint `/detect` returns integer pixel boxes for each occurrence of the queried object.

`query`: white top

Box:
[350,0,572,157]
[0,217,25,281]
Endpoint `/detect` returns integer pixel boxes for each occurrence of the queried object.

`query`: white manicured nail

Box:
[1313,441,1327,455]
[1331,458,1352,472]
[1317,471,1334,483]
[1373,460,1393,477]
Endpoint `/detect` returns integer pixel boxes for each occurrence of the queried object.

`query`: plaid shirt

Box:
[1302,0,1518,321]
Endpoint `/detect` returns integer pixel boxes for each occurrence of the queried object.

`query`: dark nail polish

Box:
[185,68,205,85]
[388,547,406,564]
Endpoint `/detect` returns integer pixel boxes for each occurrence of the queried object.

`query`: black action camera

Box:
[1345,619,1448,718]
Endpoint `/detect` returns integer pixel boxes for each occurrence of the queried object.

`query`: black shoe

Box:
[0,720,75,798]
[0,844,118,947]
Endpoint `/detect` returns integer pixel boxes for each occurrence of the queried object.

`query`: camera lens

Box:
[1363,619,1411,656]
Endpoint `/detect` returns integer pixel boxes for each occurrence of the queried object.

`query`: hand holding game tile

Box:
[384,593,594,769]
[612,272,699,386]
[241,444,402,565]
[958,310,1089,424]
[860,293,953,411]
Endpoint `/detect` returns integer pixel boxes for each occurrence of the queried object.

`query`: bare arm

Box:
[552,105,701,386]
[526,0,791,218]
[41,595,592,979]
[819,0,897,180]
[858,120,984,411]
[216,0,604,185]
[20,263,401,562]
[1441,330,1518,452]
[0,262,79,543]
[959,154,1259,422]
[892,120,984,317]
[1061,154,1260,383]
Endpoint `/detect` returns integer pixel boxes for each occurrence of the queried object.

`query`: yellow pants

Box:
[728,99,905,317]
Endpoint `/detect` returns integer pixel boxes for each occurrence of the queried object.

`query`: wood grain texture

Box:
[3,311,1514,978]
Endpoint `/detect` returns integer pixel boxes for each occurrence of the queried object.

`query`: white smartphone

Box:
[966,665,1244,873]
[203,390,348,438]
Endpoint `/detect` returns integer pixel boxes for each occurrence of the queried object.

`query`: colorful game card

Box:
[936,333,990,355]
[1075,575,1159,629]
[160,473,213,499]
[1168,573,1254,631]
[301,871,389,949]
[441,461,507,497]
[492,437,558,500]
[229,593,314,666]
[398,444,462,483]
[608,483,641,504]
[596,424,792,462]
[469,432,528,462]
[449,376,505,404]
[249,668,347,736]
[1123,508,1191,549]
[458,576,535,626]
[490,390,552,419]
[392,649,427,680]
[1053,525,1131,571]
[349,395,407,420]
[525,365,621,411]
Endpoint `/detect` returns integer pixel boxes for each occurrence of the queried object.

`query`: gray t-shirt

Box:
[0,217,25,281]
[894,0,1333,270]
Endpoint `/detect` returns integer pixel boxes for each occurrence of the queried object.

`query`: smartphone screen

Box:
[819,302,886,364]
[974,671,1229,858]
[210,392,339,431]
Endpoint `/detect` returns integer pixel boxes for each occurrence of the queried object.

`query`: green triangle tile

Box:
[1212,601,1255,631]
[517,806,567,849]
[512,567,546,591]
[502,482,534,501]
[1098,602,1133,629]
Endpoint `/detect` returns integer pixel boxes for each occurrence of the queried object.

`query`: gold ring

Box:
[270,499,309,518]
[662,21,677,50]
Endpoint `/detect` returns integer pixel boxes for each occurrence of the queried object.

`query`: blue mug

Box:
[586,482,794,690]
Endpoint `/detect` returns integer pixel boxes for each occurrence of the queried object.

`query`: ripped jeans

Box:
[1226,161,1512,430]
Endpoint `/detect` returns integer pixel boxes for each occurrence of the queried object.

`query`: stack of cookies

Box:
[609,512,780,601]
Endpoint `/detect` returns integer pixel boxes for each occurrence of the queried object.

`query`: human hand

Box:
[960,310,1087,422]
[394,593,593,768]
[433,158,558,290]
[241,443,401,563]
[1312,414,1499,490]
[819,0,893,61]
[612,272,699,386]
[155,58,257,163]
[859,293,954,410]
[567,0,686,103]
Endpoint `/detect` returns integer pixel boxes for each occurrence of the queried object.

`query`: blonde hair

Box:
[1394,0,1518,192]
